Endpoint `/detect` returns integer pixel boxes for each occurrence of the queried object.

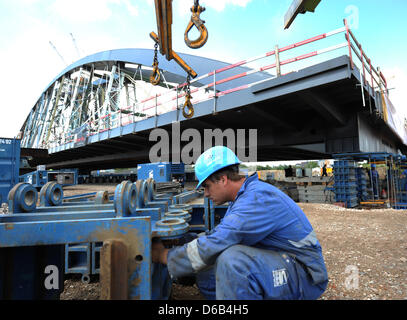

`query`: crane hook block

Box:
[150,61,161,86]
[184,5,208,49]
[182,93,194,118]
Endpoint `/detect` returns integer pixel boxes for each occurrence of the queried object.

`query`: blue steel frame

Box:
[0,216,152,299]
[1,177,227,299]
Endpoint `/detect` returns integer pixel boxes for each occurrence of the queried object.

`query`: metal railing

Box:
[59,19,387,147]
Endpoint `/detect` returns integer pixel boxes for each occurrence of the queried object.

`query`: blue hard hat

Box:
[195,146,241,189]
[371,164,376,168]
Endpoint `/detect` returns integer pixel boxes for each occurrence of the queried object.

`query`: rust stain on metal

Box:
[131,277,141,288]
[91,218,151,300]
[4,223,14,230]
[100,239,128,300]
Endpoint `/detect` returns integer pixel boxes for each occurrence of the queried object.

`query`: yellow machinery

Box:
[149,0,209,118]
[149,0,321,118]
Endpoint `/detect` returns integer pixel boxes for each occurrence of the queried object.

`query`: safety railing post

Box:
[344,19,354,69]
[119,109,122,136]
[176,85,179,122]
[213,70,217,114]
[275,45,281,77]
[359,69,366,107]
[359,44,366,86]
[155,94,158,128]
[369,59,374,93]
[132,101,135,126]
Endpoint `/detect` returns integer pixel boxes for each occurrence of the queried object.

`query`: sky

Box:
[0,0,406,142]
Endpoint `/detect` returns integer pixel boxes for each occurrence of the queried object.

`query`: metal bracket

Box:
[149,31,197,78]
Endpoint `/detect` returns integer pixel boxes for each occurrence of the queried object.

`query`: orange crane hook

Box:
[182,75,194,118]
[182,93,194,118]
[150,60,161,86]
[184,2,208,49]
[150,42,161,86]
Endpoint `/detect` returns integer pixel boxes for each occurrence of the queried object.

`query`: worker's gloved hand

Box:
[176,232,199,246]
[151,238,168,265]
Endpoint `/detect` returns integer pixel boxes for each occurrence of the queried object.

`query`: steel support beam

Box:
[299,90,347,126]
[250,105,298,131]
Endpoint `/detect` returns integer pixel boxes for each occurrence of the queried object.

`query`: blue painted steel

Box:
[356,167,368,201]
[63,193,94,201]
[8,182,38,213]
[0,210,115,223]
[332,152,407,207]
[94,191,110,204]
[173,190,202,204]
[19,170,49,188]
[39,181,63,207]
[169,204,192,214]
[0,138,20,206]
[0,177,217,299]
[333,160,359,207]
[65,243,91,278]
[152,218,189,240]
[187,204,207,232]
[136,179,169,213]
[20,168,78,188]
[114,180,138,217]
[91,242,103,275]
[178,199,227,232]
[137,163,185,183]
[0,217,152,299]
[0,217,148,246]
[164,209,191,222]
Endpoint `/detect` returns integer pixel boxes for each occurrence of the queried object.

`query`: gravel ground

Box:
[302,203,407,300]
[59,185,407,300]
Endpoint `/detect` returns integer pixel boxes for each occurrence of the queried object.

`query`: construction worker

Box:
[285,165,294,177]
[152,146,328,300]
[370,164,379,199]
[401,168,407,191]
[322,164,328,177]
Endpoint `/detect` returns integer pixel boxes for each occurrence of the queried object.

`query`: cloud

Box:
[383,66,407,119]
[49,0,139,23]
[0,13,121,138]
[0,19,64,137]
[50,0,114,23]
[204,0,252,12]
[175,0,252,17]
[123,0,139,17]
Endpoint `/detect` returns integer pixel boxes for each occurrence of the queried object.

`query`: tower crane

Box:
[49,41,68,66]
[70,33,82,59]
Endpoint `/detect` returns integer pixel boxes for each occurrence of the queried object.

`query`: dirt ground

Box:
[59,185,407,300]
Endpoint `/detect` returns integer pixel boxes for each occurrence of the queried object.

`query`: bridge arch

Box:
[20,48,267,149]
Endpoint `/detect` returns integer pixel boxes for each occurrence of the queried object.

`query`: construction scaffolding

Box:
[333,152,407,209]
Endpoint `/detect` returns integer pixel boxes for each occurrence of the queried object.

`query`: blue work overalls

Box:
[167,174,328,300]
